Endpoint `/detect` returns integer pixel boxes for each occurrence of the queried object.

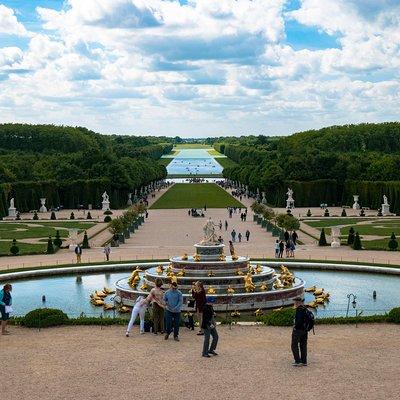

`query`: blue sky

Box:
[0,0,399,137]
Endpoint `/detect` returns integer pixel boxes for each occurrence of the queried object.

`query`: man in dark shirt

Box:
[201,297,219,358]
[291,297,308,366]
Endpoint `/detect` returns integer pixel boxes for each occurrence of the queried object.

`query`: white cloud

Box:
[0,4,28,36]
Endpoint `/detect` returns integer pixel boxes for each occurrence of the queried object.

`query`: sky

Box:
[0,0,399,137]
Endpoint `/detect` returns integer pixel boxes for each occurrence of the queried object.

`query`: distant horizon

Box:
[1,1,399,137]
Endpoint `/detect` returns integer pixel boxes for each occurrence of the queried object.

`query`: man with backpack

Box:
[291,297,314,367]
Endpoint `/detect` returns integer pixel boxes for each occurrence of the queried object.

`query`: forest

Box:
[0,124,172,215]
[214,123,400,214]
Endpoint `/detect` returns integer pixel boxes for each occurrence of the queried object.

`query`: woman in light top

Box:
[125,295,150,337]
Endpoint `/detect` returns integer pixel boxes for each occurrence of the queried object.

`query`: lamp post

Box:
[346,293,357,317]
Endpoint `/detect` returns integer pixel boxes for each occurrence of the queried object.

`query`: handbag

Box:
[187,299,195,308]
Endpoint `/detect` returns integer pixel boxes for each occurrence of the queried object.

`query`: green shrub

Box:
[306,209,312,217]
[316,314,387,325]
[319,228,328,246]
[33,211,39,220]
[324,208,330,217]
[47,236,55,254]
[82,231,90,249]
[262,308,295,326]
[388,307,400,323]
[104,210,113,215]
[50,211,56,220]
[341,208,347,217]
[359,208,365,217]
[104,215,112,222]
[10,238,19,255]
[70,212,75,220]
[388,233,398,251]
[15,212,21,220]
[22,308,69,328]
[53,230,62,248]
[353,232,362,250]
[347,227,355,245]
[87,211,92,219]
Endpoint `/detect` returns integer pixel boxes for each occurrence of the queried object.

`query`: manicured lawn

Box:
[304,218,370,228]
[158,158,173,167]
[174,144,212,149]
[207,149,224,156]
[0,241,47,256]
[150,183,244,209]
[215,157,238,169]
[362,238,399,251]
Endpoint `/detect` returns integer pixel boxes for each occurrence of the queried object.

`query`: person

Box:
[278,240,284,258]
[292,231,298,245]
[202,296,219,358]
[218,235,223,243]
[285,241,290,257]
[284,230,290,243]
[238,232,242,243]
[225,220,228,231]
[289,240,295,257]
[274,240,280,258]
[291,297,309,366]
[191,281,206,335]
[164,282,183,341]
[219,220,222,230]
[245,230,250,241]
[149,278,165,334]
[126,295,149,336]
[75,244,82,263]
[229,240,235,256]
[204,204,207,211]
[103,245,111,261]
[231,229,236,242]
[0,284,12,335]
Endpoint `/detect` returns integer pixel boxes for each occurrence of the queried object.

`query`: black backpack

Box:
[304,309,315,334]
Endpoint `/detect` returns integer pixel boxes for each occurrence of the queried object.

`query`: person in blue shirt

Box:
[164,282,183,341]
[0,283,12,335]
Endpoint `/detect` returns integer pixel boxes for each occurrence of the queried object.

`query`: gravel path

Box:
[2,324,399,400]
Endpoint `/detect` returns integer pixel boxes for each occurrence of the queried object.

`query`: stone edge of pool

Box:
[1,260,400,282]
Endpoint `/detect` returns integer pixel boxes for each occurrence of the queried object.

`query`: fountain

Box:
[115,219,305,311]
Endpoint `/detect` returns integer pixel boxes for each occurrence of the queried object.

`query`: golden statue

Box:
[244,272,255,292]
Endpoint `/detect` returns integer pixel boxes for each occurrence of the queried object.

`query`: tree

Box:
[319,228,328,246]
[47,236,55,254]
[388,232,398,251]
[82,231,90,249]
[276,213,300,231]
[53,230,62,248]
[347,227,355,245]
[50,211,56,220]
[10,239,19,255]
[352,232,362,250]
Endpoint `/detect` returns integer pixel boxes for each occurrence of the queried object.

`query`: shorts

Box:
[0,305,9,321]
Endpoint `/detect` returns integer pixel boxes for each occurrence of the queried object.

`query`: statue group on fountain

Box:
[201,218,219,244]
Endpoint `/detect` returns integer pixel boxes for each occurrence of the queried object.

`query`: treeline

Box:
[215,122,400,214]
[0,124,169,215]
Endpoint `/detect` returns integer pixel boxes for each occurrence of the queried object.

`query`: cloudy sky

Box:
[0,0,399,137]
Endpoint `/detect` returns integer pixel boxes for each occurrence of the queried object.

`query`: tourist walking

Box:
[164,282,183,341]
[292,231,298,245]
[149,278,165,334]
[289,240,296,257]
[274,240,280,258]
[278,240,284,258]
[285,241,290,257]
[202,297,219,358]
[238,232,242,243]
[229,240,235,256]
[231,229,236,242]
[245,230,250,241]
[103,245,111,261]
[75,244,82,263]
[126,295,149,336]
[225,220,228,231]
[284,230,290,243]
[219,220,222,230]
[291,297,313,366]
[0,284,12,335]
[192,281,206,335]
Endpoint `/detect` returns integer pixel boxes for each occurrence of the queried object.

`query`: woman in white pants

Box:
[126,296,149,337]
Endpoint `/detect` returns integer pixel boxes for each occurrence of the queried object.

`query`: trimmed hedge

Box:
[262,308,295,326]
[388,307,400,323]
[21,308,69,328]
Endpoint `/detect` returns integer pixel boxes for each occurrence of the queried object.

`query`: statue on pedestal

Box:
[102,191,110,211]
[39,198,47,213]
[286,188,295,209]
[127,193,133,206]
[331,227,341,248]
[352,195,360,210]
[201,218,218,244]
[8,198,16,217]
[382,195,390,215]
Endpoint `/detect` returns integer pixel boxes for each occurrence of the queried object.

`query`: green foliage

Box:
[33,211,39,220]
[82,231,90,249]
[103,210,113,215]
[341,208,347,217]
[388,307,400,323]
[388,232,398,251]
[104,215,112,223]
[360,208,365,217]
[347,227,355,245]
[306,209,312,217]
[50,211,56,220]
[87,211,92,219]
[70,212,75,220]
[10,238,19,255]
[53,230,63,248]
[353,232,362,250]
[276,213,300,231]
[262,308,295,326]
[319,228,328,246]
[324,209,330,217]
[21,308,69,328]
[46,236,55,254]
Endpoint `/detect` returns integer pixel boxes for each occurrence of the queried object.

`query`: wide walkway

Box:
[3,324,399,400]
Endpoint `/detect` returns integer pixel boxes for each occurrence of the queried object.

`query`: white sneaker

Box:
[140,330,145,334]
[125,332,129,337]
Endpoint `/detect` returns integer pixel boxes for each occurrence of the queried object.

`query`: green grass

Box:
[304,218,370,228]
[150,183,244,209]
[207,149,224,156]
[215,157,238,169]
[174,144,212,149]
[158,158,173,167]
[167,174,223,178]
[362,238,399,251]
[0,241,47,256]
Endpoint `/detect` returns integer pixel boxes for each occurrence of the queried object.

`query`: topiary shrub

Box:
[352,232,362,250]
[22,308,69,328]
[33,211,39,220]
[104,215,112,223]
[377,208,383,217]
[103,210,113,215]
[319,228,328,246]
[324,209,330,217]
[10,238,19,255]
[87,211,92,220]
[82,231,90,249]
[47,236,55,254]
[53,230,63,248]
[388,232,398,251]
[388,307,400,324]
[347,227,355,245]
[70,212,75,220]
[359,208,365,217]
[15,212,21,220]
[306,209,312,217]
[50,211,56,220]
[262,308,295,326]
[341,208,347,217]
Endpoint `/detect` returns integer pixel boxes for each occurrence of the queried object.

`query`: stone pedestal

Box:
[102,200,110,211]
[352,195,360,210]
[382,203,390,215]
[8,207,16,218]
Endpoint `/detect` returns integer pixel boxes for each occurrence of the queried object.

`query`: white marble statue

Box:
[202,218,218,244]
[382,195,390,215]
[352,195,360,210]
[331,227,341,248]
[127,193,133,206]
[39,198,47,213]
[261,192,267,205]
[286,188,295,209]
[102,191,110,211]
[10,198,14,209]
[102,191,110,203]
[8,198,16,217]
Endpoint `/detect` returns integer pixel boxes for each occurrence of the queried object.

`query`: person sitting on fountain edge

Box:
[201,297,219,358]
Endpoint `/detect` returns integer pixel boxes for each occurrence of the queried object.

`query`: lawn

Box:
[174,144,212,149]
[215,157,238,169]
[150,183,244,209]
[304,218,370,228]
[0,241,47,256]
[158,158,173,167]
[207,149,224,156]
